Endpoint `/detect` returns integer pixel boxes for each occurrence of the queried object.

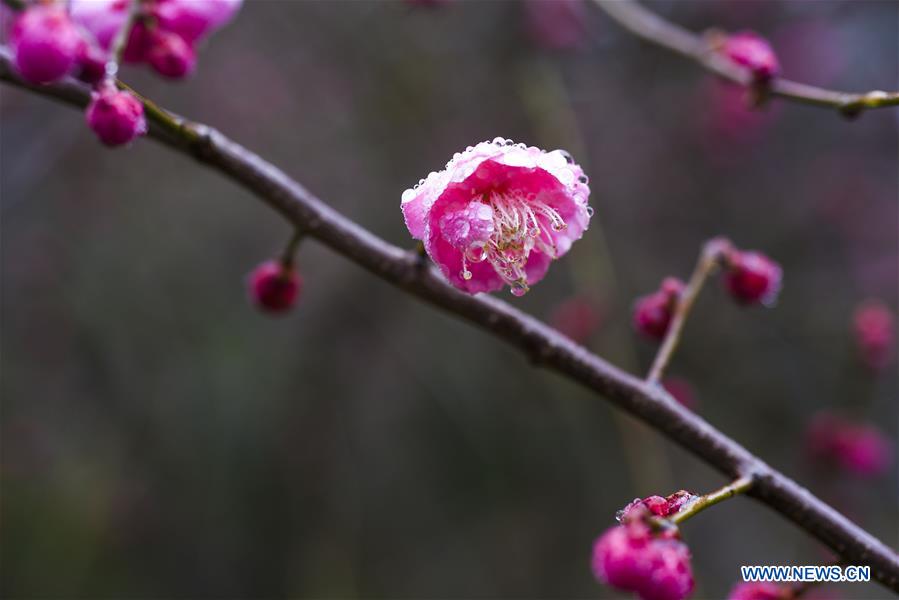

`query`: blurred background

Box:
[1,0,896,597]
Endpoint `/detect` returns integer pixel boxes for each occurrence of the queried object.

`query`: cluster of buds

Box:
[592,500,695,600]
[70,0,241,80]
[6,0,241,147]
[632,241,782,341]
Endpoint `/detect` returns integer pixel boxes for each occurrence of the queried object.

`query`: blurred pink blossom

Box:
[524,0,587,51]
[805,411,893,478]
[852,300,895,373]
[549,295,603,344]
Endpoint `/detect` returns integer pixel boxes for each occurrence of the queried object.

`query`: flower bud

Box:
[11,6,82,84]
[633,277,684,340]
[723,250,782,306]
[248,260,301,314]
[147,30,196,79]
[722,31,780,82]
[75,40,108,86]
[85,84,148,147]
[592,518,694,600]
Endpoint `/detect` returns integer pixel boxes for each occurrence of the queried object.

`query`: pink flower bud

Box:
[722,31,780,82]
[75,40,108,86]
[85,85,148,147]
[633,277,684,340]
[549,296,602,344]
[248,260,301,314]
[723,250,782,306]
[592,519,694,600]
[619,490,697,521]
[852,300,895,372]
[11,6,82,84]
[147,30,196,79]
[728,582,789,600]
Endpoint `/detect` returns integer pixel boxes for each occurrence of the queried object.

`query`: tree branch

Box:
[594,0,899,117]
[1,49,896,592]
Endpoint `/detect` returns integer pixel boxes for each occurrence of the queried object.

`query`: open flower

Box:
[401,138,592,296]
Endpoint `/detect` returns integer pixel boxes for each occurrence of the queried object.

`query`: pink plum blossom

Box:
[401,138,592,296]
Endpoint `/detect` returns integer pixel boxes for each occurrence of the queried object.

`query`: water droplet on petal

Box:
[511,281,529,297]
[578,175,589,184]
[461,269,472,280]
[586,206,595,217]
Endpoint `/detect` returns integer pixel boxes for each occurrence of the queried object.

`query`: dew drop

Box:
[466,246,487,263]
[511,282,529,297]
[461,269,472,280]
[578,175,589,184]
[586,206,595,217]
[559,150,574,164]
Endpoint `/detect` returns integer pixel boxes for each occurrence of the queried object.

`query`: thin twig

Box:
[594,0,899,117]
[1,52,897,592]
[669,475,754,525]
[646,238,731,384]
[106,0,143,78]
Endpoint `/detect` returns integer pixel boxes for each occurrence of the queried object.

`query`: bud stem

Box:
[668,475,753,525]
[280,229,305,268]
[106,0,143,79]
[646,237,732,384]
